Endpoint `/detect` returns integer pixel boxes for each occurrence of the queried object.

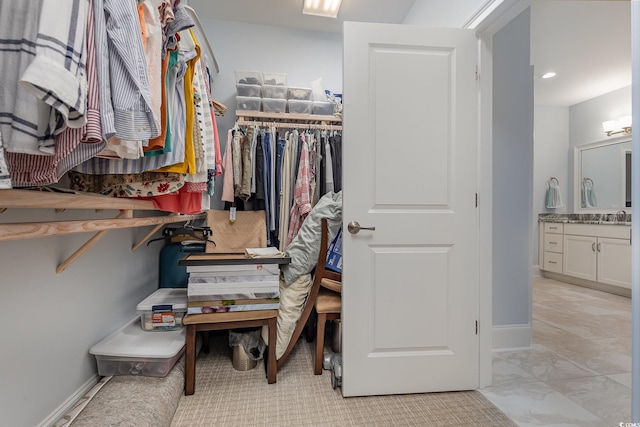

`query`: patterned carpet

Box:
[171,332,516,427]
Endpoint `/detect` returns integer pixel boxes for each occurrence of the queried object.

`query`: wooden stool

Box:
[183,310,278,395]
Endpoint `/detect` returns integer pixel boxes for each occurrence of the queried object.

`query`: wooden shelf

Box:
[0,189,156,210]
[0,188,205,272]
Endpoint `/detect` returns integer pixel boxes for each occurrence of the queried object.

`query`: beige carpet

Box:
[172,332,516,427]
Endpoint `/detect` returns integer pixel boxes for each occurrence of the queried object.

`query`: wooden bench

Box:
[183,310,278,395]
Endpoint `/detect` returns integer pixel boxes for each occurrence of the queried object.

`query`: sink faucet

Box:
[616,210,627,222]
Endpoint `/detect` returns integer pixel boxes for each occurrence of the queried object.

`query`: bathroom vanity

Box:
[539,214,631,297]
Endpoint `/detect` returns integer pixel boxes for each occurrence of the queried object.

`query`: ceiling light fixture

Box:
[541,72,557,79]
[602,115,632,137]
[303,0,342,18]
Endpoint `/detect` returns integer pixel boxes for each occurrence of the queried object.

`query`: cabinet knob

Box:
[592,242,596,252]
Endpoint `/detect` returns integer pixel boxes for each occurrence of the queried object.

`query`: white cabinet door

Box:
[597,237,631,289]
[563,235,597,281]
[342,22,478,396]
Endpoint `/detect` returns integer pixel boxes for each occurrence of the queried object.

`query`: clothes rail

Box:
[236,119,342,130]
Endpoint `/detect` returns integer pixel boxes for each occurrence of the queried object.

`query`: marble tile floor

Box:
[481,275,632,426]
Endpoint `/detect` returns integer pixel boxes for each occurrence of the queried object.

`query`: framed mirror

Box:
[574,137,631,212]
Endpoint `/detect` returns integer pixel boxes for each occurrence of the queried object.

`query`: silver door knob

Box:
[347,221,376,234]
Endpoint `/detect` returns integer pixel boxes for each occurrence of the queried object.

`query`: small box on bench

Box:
[137,288,187,331]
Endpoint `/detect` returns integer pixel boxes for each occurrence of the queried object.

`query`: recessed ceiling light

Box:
[541,72,557,79]
[303,0,342,18]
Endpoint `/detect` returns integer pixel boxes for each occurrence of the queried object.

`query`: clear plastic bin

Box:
[136,288,187,331]
[235,70,262,86]
[262,85,288,99]
[90,317,186,377]
[237,96,261,111]
[262,98,287,113]
[313,101,335,115]
[288,100,312,114]
[262,72,287,86]
[288,87,313,101]
[236,84,261,97]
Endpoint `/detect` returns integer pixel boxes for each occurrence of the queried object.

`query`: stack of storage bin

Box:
[236,71,263,112]
[261,72,288,113]
[89,288,188,377]
[287,87,313,114]
[235,71,289,113]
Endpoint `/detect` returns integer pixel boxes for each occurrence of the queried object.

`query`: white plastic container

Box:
[288,87,313,101]
[262,85,288,99]
[262,72,287,87]
[236,84,261,97]
[288,100,312,114]
[136,288,187,331]
[313,101,335,115]
[236,96,261,111]
[89,317,185,377]
[235,70,262,86]
[262,98,287,113]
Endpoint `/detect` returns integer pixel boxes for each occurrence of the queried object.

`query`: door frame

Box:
[466,0,531,388]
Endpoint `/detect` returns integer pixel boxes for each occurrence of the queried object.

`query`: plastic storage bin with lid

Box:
[313,101,335,115]
[236,96,261,111]
[262,98,287,113]
[235,70,263,86]
[288,100,312,114]
[262,72,287,86]
[89,317,186,377]
[288,87,312,101]
[136,288,187,331]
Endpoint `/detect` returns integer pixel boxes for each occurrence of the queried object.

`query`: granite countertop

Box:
[539,213,631,226]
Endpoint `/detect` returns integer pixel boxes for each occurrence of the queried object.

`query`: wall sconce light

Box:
[303,0,343,18]
[602,116,632,137]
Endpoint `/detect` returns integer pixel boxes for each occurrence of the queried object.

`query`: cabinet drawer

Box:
[544,234,563,253]
[544,223,563,234]
[543,251,563,273]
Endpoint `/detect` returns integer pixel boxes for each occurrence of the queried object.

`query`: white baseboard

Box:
[492,323,532,350]
[38,375,100,427]
[532,264,541,277]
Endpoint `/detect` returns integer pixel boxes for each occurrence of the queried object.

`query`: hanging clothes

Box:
[5,0,104,187]
[0,1,88,156]
[286,135,312,247]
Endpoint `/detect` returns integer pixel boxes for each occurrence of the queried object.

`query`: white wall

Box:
[532,106,570,264]
[0,209,161,427]
[491,8,533,346]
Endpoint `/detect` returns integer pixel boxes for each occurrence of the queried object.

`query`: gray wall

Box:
[492,8,533,327]
[0,209,161,427]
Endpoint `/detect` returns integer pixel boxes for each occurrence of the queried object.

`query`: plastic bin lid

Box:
[136,288,187,312]
[89,317,185,358]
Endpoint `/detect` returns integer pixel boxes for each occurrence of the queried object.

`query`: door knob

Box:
[347,221,376,234]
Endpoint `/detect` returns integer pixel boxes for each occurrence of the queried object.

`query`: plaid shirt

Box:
[286,136,312,247]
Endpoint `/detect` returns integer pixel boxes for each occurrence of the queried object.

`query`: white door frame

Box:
[630,0,639,420]
[466,0,531,388]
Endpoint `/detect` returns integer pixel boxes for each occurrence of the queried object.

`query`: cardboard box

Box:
[325,227,343,273]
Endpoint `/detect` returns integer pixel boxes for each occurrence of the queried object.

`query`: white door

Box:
[342,22,479,396]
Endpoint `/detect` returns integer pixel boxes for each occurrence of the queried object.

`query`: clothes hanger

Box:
[147,224,215,246]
